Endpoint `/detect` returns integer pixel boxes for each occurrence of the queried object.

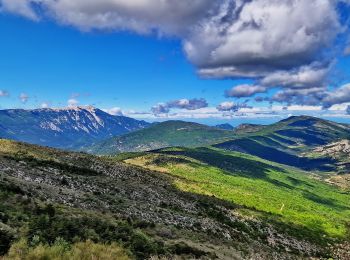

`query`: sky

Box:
[0,0,350,125]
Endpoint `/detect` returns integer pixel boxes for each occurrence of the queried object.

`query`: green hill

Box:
[125,147,350,251]
[4,139,350,258]
[215,116,350,171]
[88,120,236,155]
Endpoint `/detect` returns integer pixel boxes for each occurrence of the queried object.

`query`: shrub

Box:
[4,239,130,260]
[0,229,14,256]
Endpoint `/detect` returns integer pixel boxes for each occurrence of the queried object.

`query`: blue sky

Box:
[0,14,243,110]
[0,0,350,124]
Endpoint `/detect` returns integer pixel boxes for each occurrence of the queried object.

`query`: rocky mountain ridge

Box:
[0,106,149,149]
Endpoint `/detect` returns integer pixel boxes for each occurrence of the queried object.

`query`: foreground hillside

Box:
[0,106,149,150]
[1,139,349,259]
[125,147,350,239]
[89,121,236,155]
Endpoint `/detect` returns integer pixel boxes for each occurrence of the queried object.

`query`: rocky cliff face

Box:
[0,106,149,149]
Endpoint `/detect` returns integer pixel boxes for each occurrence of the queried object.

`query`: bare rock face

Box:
[314,139,350,156]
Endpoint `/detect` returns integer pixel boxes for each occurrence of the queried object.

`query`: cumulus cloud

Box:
[67,98,79,107]
[0,0,39,20]
[268,82,350,110]
[1,0,349,109]
[0,0,215,34]
[216,101,248,112]
[270,87,326,106]
[151,103,170,115]
[260,63,330,88]
[19,93,29,103]
[322,83,350,108]
[0,1,343,78]
[0,90,9,97]
[187,0,341,80]
[151,98,208,115]
[40,102,51,108]
[167,98,208,110]
[225,84,267,98]
[344,45,350,56]
[105,107,124,116]
[255,96,270,103]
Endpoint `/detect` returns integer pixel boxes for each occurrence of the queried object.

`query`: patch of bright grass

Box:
[126,147,350,239]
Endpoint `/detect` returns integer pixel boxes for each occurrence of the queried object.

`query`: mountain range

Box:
[1,107,349,171]
[1,109,350,259]
[0,106,149,149]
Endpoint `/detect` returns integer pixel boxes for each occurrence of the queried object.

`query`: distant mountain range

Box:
[1,114,350,259]
[1,107,349,167]
[88,120,236,154]
[0,106,149,149]
[215,123,234,130]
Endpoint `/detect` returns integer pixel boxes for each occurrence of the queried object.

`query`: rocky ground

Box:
[0,139,344,259]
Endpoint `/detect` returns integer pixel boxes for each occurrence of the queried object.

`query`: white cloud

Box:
[344,45,350,56]
[270,87,326,105]
[104,107,124,116]
[11,0,215,34]
[122,103,347,120]
[40,102,50,108]
[1,0,349,110]
[285,105,322,111]
[216,101,236,111]
[67,98,79,107]
[151,98,208,115]
[185,0,340,80]
[328,102,350,111]
[322,84,350,108]
[0,90,9,97]
[151,103,170,115]
[19,93,29,103]
[0,0,39,20]
[216,101,249,112]
[0,0,343,84]
[225,84,267,98]
[167,98,208,110]
[260,63,330,88]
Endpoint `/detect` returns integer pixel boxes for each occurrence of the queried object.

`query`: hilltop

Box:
[88,120,236,155]
[215,123,234,130]
[215,116,350,171]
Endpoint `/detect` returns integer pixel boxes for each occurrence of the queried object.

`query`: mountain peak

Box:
[0,107,150,149]
[48,105,99,113]
[215,123,234,130]
[281,115,318,122]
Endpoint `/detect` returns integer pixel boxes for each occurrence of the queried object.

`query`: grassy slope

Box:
[125,147,350,240]
[215,116,350,171]
[4,139,334,259]
[89,120,236,154]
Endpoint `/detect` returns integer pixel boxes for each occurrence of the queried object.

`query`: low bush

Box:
[4,239,130,260]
